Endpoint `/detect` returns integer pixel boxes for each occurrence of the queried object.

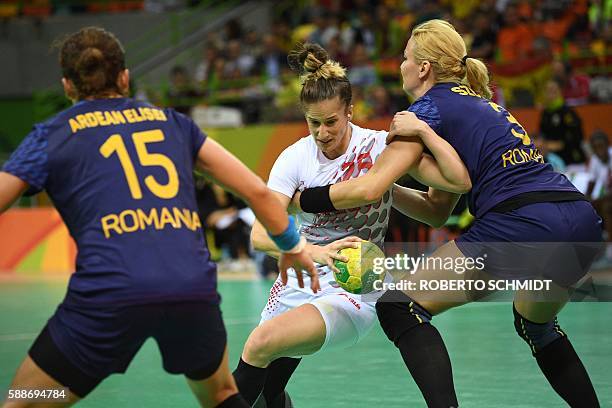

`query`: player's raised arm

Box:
[0,172,28,213]
[390,111,471,194]
[196,137,319,292]
[392,184,461,228]
[295,137,424,212]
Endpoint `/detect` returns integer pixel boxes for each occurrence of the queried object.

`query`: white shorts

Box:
[260,267,377,353]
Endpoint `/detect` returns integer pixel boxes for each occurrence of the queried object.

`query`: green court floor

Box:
[0,280,610,407]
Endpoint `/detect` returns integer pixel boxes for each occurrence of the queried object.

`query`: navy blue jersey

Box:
[409,83,580,218]
[2,98,218,306]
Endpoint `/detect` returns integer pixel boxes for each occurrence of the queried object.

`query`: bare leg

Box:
[186,346,246,408]
[234,304,326,405]
[2,356,80,408]
[242,304,326,368]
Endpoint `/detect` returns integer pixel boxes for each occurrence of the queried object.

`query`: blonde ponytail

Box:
[411,19,491,99]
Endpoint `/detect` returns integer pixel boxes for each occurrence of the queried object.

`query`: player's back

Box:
[3,98,217,306]
[410,82,580,218]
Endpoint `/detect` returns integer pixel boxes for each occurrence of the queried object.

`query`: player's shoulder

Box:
[352,123,387,140]
[282,134,318,157]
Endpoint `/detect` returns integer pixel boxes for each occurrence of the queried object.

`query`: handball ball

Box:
[333,240,385,294]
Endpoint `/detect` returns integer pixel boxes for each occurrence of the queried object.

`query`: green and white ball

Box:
[333,240,385,294]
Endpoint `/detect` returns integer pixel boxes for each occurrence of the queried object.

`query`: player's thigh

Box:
[310,293,377,352]
[514,281,570,323]
[397,240,489,316]
[186,346,238,408]
[246,303,326,361]
[3,356,80,408]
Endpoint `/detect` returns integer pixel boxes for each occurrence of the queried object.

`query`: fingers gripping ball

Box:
[333,240,385,294]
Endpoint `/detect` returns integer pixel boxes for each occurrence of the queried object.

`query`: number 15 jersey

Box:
[2,98,218,306]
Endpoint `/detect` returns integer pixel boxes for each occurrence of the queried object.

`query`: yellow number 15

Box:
[99,129,179,200]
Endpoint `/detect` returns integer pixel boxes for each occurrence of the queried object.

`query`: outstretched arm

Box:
[0,172,28,213]
[196,138,319,291]
[392,184,461,228]
[297,137,424,211]
[389,111,471,194]
[250,191,360,271]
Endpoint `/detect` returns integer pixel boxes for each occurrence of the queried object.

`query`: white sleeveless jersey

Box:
[268,123,392,251]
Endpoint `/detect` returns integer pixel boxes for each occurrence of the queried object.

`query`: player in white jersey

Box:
[232,43,469,408]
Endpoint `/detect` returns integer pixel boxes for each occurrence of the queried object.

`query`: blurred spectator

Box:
[368,85,395,118]
[589,0,612,35]
[552,60,591,106]
[351,85,373,120]
[222,40,255,79]
[195,178,252,264]
[166,66,200,116]
[533,133,567,173]
[254,34,287,92]
[194,45,220,86]
[540,80,586,165]
[347,43,378,88]
[587,130,612,200]
[243,28,262,60]
[223,18,243,42]
[308,9,339,47]
[326,34,351,67]
[586,130,612,248]
[352,10,377,56]
[496,3,535,63]
[469,12,498,60]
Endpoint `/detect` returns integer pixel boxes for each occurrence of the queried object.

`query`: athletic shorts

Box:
[260,267,377,353]
[29,300,227,397]
[456,200,604,286]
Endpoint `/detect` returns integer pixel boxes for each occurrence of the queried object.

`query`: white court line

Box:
[0,316,260,343]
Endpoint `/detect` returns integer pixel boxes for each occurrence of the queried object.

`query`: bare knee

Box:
[242,327,278,367]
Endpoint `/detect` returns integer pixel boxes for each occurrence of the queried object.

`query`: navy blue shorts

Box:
[456,200,604,286]
[29,300,227,397]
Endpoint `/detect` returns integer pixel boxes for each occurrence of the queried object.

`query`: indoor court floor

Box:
[1,279,610,407]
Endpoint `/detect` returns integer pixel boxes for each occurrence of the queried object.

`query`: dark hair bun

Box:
[75,47,105,75]
[288,43,329,75]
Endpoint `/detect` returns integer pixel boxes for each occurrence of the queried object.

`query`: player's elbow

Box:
[455,178,471,194]
[357,182,386,205]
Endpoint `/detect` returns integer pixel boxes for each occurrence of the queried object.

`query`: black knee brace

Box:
[376,291,432,346]
[513,304,566,356]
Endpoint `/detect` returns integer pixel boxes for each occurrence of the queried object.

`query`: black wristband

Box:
[300,185,336,213]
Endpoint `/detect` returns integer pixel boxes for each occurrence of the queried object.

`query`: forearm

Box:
[251,220,282,259]
[328,172,382,209]
[416,125,471,193]
[243,184,290,235]
[300,140,423,213]
[392,184,460,228]
[409,154,470,193]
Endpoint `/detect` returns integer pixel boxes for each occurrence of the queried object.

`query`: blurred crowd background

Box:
[0,0,610,276]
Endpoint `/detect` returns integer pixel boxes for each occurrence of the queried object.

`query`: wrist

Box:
[285,236,307,254]
[268,215,301,252]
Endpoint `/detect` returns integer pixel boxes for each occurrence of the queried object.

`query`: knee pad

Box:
[376,291,432,346]
[513,305,566,355]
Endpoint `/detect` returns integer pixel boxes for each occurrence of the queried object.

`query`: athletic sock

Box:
[215,393,249,408]
[262,357,301,407]
[396,324,458,408]
[233,358,267,405]
[535,336,600,407]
